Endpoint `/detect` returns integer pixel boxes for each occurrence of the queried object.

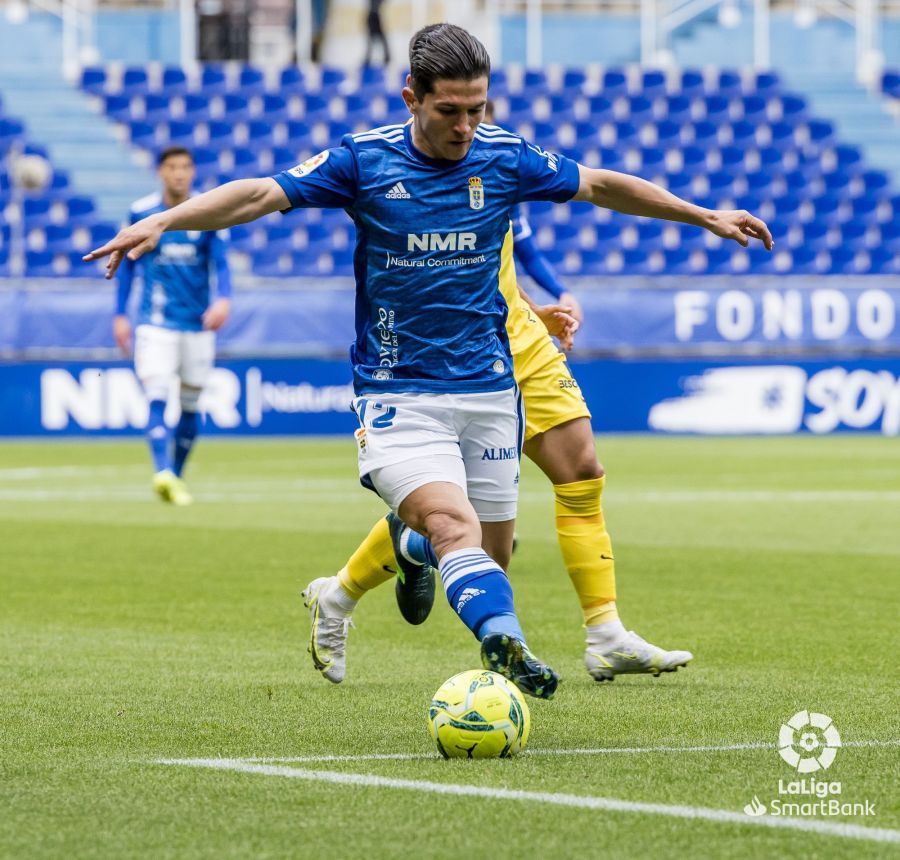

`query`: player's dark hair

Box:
[408,23,491,100]
[157,146,193,166]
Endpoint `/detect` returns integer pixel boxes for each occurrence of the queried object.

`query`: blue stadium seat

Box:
[838,221,869,251]
[676,225,706,252]
[231,148,261,179]
[621,247,662,274]
[344,93,371,125]
[707,170,735,195]
[279,66,306,96]
[881,70,900,97]
[664,171,692,197]
[166,120,194,146]
[769,121,796,151]
[120,66,150,98]
[587,95,614,123]
[521,69,548,97]
[678,69,706,99]
[142,93,171,125]
[745,245,779,273]
[548,94,575,124]
[272,146,298,173]
[715,69,743,99]
[719,145,744,172]
[161,67,189,97]
[549,223,581,253]
[128,120,156,148]
[26,249,61,276]
[532,121,559,150]
[303,92,331,123]
[331,247,355,276]
[286,120,314,147]
[602,69,628,99]
[730,120,757,148]
[779,94,808,125]
[43,224,74,254]
[326,120,353,141]
[663,94,691,124]
[703,95,730,125]
[237,65,266,96]
[741,95,768,123]
[869,247,900,274]
[850,194,881,225]
[822,171,852,196]
[594,147,623,171]
[81,66,106,96]
[704,247,733,273]
[663,247,695,273]
[0,118,25,153]
[90,223,117,249]
[246,120,274,148]
[790,247,828,274]
[562,68,587,91]
[655,119,682,148]
[320,66,346,90]
[206,120,235,151]
[23,197,52,227]
[182,93,212,124]
[801,221,831,251]
[223,93,250,122]
[635,220,665,249]
[807,119,835,149]
[640,70,668,99]
[690,121,718,150]
[676,145,705,176]
[881,219,900,250]
[259,93,288,123]
[614,121,641,147]
[638,146,665,176]
[746,171,776,198]
[860,170,889,196]
[626,95,654,124]
[103,94,133,123]
[753,71,781,97]
[66,196,96,228]
[201,65,228,96]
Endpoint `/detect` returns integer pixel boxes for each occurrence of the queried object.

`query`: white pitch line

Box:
[237,738,900,764]
[156,758,900,846]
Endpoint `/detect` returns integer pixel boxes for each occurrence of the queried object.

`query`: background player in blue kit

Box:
[86,24,771,696]
[114,146,232,506]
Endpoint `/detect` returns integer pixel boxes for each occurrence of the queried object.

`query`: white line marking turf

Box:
[156,756,900,845]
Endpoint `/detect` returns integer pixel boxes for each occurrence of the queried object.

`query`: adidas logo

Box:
[385,181,411,200]
[456,587,486,612]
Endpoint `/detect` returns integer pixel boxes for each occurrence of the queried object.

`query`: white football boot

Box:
[302,576,354,684]
[585,630,693,682]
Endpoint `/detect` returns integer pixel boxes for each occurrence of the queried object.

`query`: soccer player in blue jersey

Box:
[86,24,771,697]
[113,146,232,506]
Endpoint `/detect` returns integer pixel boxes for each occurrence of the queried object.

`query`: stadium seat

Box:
[753,71,781,97]
[23,197,53,227]
[677,69,706,99]
[602,69,628,99]
[640,70,668,100]
[66,196,96,227]
[869,247,900,274]
[715,69,743,99]
[882,70,900,97]
[81,66,107,96]
[740,95,768,123]
[120,66,150,98]
[238,65,266,97]
[279,66,306,95]
[201,65,228,96]
[166,120,195,146]
[587,95,615,123]
[562,68,587,92]
[521,69,549,97]
[103,94,133,123]
[663,94,692,124]
[703,95,730,125]
[663,247,695,273]
[0,118,26,152]
[779,94,808,125]
[161,67,189,97]
[206,120,235,150]
[182,93,212,124]
[690,121,718,150]
[43,224,74,254]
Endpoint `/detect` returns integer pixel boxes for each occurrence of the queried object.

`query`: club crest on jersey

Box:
[289,150,329,178]
[468,176,484,210]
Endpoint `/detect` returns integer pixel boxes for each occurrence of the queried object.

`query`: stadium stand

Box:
[1,62,898,277]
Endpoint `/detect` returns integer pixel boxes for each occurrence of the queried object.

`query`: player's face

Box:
[404,76,488,161]
[158,154,195,202]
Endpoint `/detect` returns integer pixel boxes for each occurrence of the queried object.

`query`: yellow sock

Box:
[336,517,397,601]
[554,476,619,627]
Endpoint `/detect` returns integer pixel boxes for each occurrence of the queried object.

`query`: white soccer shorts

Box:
[134,324,215,397]
[352,387,524,522]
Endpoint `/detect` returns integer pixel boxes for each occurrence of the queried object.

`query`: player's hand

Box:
[112,314,132,355]
[534,304,580,352]
[705,210,774,250]
[203,298,231,331]
[559,291,584,326]
[83,215,167,279]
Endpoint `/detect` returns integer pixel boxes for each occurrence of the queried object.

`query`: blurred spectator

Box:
[364,0,390,66]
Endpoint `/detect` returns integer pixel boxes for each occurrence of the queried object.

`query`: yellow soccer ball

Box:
[428,669,530,759]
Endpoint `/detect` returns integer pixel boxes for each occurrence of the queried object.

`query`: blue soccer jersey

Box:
[116,192,232,331]
[273,122,580,395]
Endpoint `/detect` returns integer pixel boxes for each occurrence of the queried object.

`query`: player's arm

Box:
[203,230,233,331]
[572,165,773,249]
[85,178,288,280]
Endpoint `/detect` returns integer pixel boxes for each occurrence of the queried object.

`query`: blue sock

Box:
[146,399,171,473]
[172,410,199,478]
[438,547,526,644]
[401,527,439,568]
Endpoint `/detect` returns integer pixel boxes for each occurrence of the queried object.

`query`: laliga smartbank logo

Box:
[742,711,876,819]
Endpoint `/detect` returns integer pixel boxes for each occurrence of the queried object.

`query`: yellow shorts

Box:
[513,335,592,442]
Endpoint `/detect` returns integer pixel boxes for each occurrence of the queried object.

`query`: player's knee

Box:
[422,507,479,555]
[571,446,605,482]
[180,385,202,413]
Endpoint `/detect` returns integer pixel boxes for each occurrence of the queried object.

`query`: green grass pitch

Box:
[1,436,898,859]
